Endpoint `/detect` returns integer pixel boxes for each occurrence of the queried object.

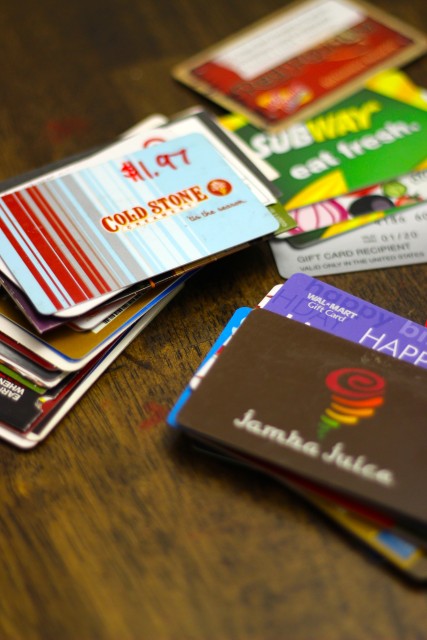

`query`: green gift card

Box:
[223,70,427,210]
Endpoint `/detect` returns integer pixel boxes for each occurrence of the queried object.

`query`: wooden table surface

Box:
[1,0,427,638]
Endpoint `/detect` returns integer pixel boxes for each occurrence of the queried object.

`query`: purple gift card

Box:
[0,275,67,334]
[261,273,427,369]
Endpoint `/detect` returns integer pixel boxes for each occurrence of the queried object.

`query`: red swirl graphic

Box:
[325,368,385,399]
[318,367,386,440]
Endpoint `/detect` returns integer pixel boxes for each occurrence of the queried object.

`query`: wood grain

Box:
[1,0,427,638]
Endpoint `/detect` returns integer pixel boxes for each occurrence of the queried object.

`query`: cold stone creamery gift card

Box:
[177,309,427,530]
[0,133,278,316]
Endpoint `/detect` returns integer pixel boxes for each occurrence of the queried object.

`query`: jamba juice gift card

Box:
[177,308,427,531]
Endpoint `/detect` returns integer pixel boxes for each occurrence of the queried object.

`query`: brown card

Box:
[173,0,427,131]
[177,308,427,528]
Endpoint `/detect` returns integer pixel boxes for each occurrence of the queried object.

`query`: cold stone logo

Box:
[100,185,209,232]
[317,367,386,440]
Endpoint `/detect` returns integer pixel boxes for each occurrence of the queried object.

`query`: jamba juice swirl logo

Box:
[318,367,386,440]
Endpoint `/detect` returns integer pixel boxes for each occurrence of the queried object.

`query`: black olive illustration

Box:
[349,195,394,216]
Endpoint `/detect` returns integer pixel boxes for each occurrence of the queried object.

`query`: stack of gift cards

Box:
[173,0,427,276]
[169,273,427,580]
[0,108,293,448]
[225,67,427,276]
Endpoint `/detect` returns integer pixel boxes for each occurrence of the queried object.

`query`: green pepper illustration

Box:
[382,181,407,198]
